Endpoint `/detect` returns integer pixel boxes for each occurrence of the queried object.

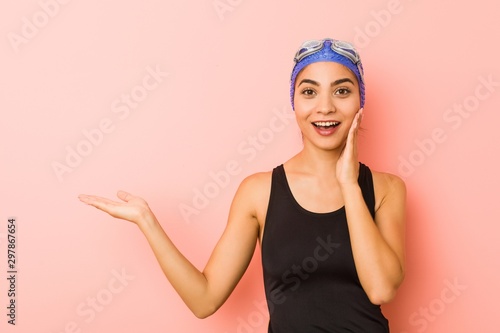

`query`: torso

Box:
[251,165,393,244]
[258,162,391,332]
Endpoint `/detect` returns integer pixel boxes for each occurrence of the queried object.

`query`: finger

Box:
[342,110,362,160]
[78,194,121,212]
[78,194,97,204]
[347,111,360,145]
[354,108,364,145]
[117,190,134,202]
[79,194,118,205]
[352,109,364,139]
[354,108,363,132]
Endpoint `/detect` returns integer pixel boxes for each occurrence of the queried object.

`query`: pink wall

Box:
[1,1,499,332]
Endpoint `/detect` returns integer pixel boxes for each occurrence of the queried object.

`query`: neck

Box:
[292,143,343,175]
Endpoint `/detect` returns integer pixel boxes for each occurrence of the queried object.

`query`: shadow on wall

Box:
[382,182,466,333]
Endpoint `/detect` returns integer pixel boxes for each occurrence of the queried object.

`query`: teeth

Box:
[313,121,339,127]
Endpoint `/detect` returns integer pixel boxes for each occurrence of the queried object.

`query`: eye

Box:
[335,88,351,95]
[301,88,316,96]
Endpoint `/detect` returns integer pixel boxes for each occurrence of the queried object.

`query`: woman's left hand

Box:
[78,190,154,227]
[336,108,363,186]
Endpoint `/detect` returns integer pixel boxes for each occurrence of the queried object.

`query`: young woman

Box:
[79,38,406,332]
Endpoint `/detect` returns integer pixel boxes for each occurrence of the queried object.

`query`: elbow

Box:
[191,302,219,319]
[367,287,398,305]
[193,311,213,319]
[367,274,405,305]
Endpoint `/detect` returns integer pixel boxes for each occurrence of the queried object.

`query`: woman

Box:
[79,38,406,332]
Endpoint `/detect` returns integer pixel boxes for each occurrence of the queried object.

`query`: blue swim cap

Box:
[290,38,365,110]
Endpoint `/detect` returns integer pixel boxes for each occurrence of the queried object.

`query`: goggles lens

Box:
[294,40,325,62]
[293,38,364,84]
[294,38,360,64]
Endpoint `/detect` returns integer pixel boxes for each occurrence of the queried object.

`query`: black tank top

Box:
[261,163,389,332]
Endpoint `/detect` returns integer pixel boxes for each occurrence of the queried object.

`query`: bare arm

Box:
[341,174,406,304]
[336,109,406,304]
[79,174,265,318]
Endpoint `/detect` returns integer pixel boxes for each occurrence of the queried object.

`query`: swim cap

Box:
[290,38,365,110]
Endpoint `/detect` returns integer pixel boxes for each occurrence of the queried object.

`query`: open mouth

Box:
[312,121,341,130]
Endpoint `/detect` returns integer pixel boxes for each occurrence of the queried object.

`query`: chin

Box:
[308,139,345,152]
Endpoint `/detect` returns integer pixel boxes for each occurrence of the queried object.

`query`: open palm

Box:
[79,190,152,225]
[336,108,363,185]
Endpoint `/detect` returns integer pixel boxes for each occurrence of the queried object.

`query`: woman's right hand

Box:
[78,174,265,319]
[78,190,154,226]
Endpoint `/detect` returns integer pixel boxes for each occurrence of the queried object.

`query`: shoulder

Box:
[370,170,406,212]
[236,170,273,200]
[371,170,406,193]
[230,170,274,227]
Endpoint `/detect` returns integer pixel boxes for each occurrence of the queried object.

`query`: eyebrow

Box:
[298,78,355,87]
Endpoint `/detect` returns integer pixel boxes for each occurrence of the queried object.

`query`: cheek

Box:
[293,109,313,132]
[345,107,361,130]
[338,94,361,113]
[344,105,359,120]
[294,92,317,112]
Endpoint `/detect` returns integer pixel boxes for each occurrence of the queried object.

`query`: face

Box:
[293,61,361,151]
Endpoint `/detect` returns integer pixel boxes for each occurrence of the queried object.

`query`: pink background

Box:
[1,1,499,332]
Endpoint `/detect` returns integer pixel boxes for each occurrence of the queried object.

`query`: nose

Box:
[317,93,335,115]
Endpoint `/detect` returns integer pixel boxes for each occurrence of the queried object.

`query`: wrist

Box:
[137,209,159,231]
[340,182,362,194]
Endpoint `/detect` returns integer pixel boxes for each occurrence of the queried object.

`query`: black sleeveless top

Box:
[261,163,389,332]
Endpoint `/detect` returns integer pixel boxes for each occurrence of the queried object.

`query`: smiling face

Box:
[293,61,361,152]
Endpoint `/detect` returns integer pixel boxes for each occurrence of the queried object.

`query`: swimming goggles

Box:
[294,38,361,64]
[293,38,364,84]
